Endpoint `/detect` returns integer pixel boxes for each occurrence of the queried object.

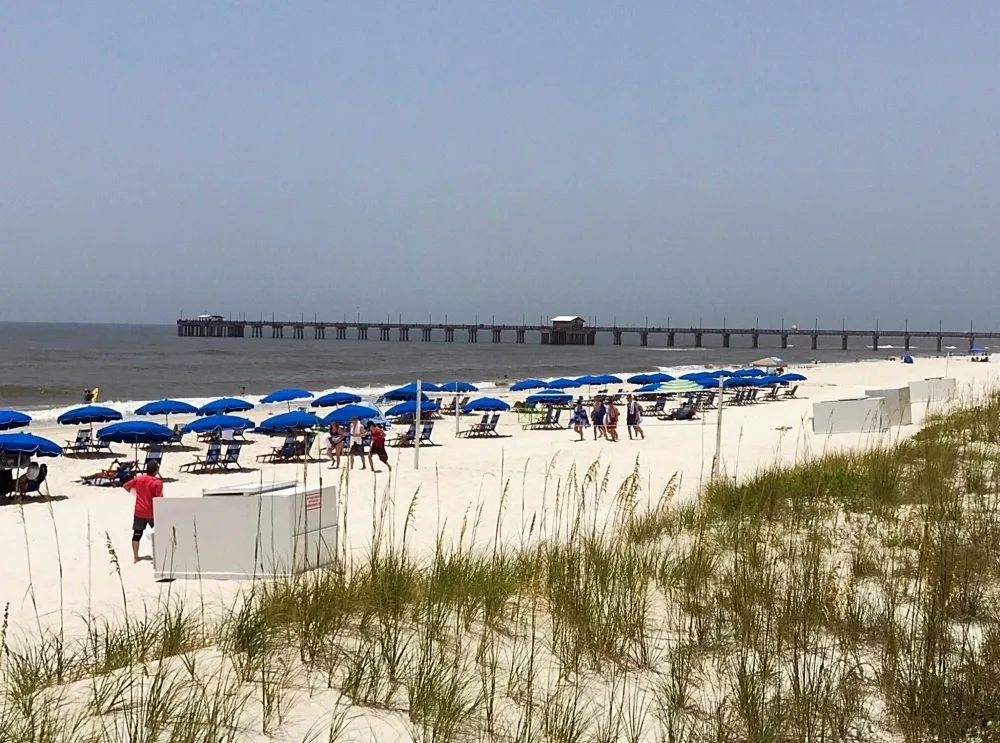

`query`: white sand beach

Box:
[3,356,994,633]
[3,355,999,741]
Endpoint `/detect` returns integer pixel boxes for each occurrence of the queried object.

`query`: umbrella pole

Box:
[414,381,421,470]
[455,389,460,437]
[712,376,724,480]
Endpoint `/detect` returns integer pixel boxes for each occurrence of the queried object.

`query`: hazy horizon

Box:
[2,3,998,329]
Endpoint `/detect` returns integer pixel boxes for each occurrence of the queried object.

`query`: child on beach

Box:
[123,461,163,563]
[367,423,391,472]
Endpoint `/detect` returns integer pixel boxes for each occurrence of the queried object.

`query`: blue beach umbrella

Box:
[438,381,479,393]
[461,397,510,413]
[779,373,807,382]
[756,375,785,385]
[135,399,198,418]
[733,369,766,378]
[723,377,755,388]
[385,400,441,417]
[321,403,387,427]
[576,374,623,386]
[257,410,324,434]
[525,390,573,405]
[57,405,123,426]
[0,410,31,431]
[705,369,735,378]
[546,378,582,389]
[197,397,255,416]
[97,421,175,444]
[510,379,548,392]
[679,372,711,381]
[383,382,437,401]
[0,433,62,458]
[634,383,664,393]
[260,388,313,405]
[312,391,363,408]
[630,371,675,384]
[182,414,255,434]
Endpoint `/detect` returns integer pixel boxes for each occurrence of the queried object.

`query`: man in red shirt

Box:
[367,422,391,473]
[123,461,164,563]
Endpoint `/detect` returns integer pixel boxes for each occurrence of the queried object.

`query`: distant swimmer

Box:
[83,388,99,403]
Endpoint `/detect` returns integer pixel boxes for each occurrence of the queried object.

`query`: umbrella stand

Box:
[712,375,725,480]
[455,388,461,437]
[414,380,421,470]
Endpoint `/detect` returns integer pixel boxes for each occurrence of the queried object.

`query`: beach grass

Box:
[5,391,1000,740]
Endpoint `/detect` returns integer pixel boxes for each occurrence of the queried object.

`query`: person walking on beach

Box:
[570,400,589,441]
[367,422,392,473]
[591,399,606,440]
[324,422,343,468]
[347,416,366,470]
[626,395,645,440]
[123,461,163,563]
[606,399,620,442]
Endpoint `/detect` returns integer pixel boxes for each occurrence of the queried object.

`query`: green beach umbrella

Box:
[653,379,705,393]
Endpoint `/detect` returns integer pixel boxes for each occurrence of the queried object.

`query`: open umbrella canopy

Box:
[57,405,123,425]
[779,373,807,382]
[136,399,198,417]
[546,378,582,389]
[971,346,988,354]
[462,397,511,413]
[257,410,324,434]
[510,379,548,392]
[182,414,255,434]
[321,403,386,426]
[260,388,313,405]
[385,400,441,417]
[576,374,622,385]
[629,372,675,384]
[97,421,175,444]
[0,410,31,431]
[733,368,766,377]
[653,379,705,393]
[634,383,664,393]
[679,372,711,381]
[723,377,756,388]
[438,381,479,393]
[756,375,786,384]
[525,390,573,405]
[311,391,363,408]
[705,369,735,378]
[751,356,784,368]
[382,382,437,401]
[197,398,254,416]
[0,433,62,457]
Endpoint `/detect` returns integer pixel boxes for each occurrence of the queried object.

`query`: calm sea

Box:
[0,322,930,421]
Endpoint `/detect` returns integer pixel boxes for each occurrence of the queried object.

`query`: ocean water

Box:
[0,322,907,421]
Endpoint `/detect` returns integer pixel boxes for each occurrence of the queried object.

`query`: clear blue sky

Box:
[2,2,998,329]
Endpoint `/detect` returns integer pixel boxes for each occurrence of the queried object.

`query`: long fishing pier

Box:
[177,317,997,353]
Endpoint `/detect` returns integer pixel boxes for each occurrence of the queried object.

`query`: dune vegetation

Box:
[4,391,1000,741]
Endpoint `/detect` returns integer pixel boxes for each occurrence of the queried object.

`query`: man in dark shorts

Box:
[123,461,163,563]
[367,422,392,472]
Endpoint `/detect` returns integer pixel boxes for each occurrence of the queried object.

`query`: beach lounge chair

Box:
[418,422,437,446]
[762,386,780,402]
[481,413,502,437]
[701,392,717,409]
[783,385,799,399]
[645,399,666,417]
[218,442,244,470]
[662,404,698,421]
[457,414,489,438]
[390,423,417,447]
[168,425,184,445]
[13,464,48,496]
[523,407,553,430]
[257,435,296,463]
[81,459,137,487]
[542,408,563,430]
[179,442,222,473]
[142,447,164,471]
[64,428,92,455]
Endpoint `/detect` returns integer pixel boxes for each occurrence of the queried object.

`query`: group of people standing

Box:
[323,417,391,472]
[570,394,645,442]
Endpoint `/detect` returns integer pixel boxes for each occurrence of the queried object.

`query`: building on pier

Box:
[543,316,595,346]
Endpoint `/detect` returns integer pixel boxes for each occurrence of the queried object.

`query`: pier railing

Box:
[177,318,998,353]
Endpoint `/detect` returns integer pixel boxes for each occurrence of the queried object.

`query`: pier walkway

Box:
[177,318,998,353]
